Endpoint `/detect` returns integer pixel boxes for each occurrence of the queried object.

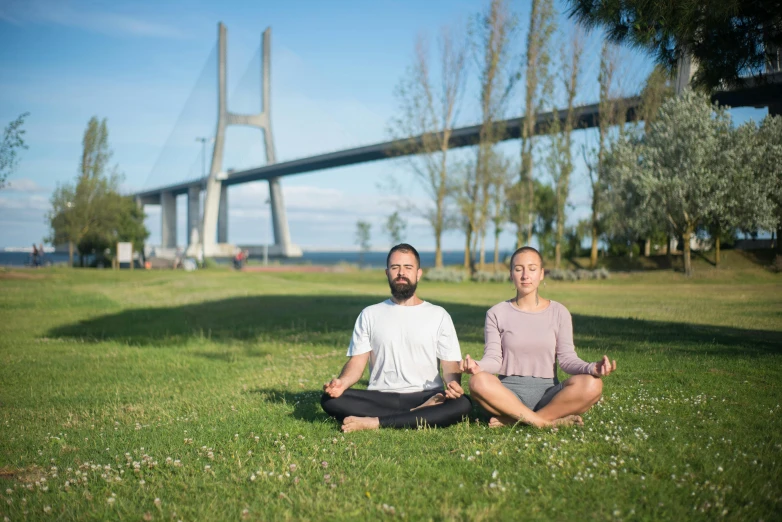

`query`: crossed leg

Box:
[468,372,601,428]
[321,389,471,433]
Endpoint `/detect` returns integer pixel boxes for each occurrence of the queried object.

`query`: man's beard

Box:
[388,276,417,300]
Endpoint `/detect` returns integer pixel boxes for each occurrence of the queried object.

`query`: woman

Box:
[462,246,616,428]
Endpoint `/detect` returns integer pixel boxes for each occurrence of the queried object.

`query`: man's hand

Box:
[592,355,617,378]
[460,354,483,375]
[323,378,348,398]
[444,381,464,400]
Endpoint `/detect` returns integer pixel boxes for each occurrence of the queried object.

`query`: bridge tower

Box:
[196,22,301,258]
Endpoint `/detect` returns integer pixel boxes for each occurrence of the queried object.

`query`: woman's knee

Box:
[576,375,603,403]
[468,372,493,397]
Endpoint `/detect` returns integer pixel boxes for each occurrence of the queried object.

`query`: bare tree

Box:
[469,0,517,270]
[547,29,583,268]
[513,0,556,247]
[388,28,468,268]
[588,41,619,268]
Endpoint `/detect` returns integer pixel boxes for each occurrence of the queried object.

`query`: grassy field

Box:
[1,265,781,521]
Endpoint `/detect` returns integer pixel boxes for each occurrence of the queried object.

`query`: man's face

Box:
[385,250,422,300]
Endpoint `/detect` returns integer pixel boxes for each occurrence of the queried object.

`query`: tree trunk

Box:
[683,227,693,277]
[479,231,486,270]
[777,225,782,254]
[68,241,74,267]
[590,224,599,268]
[554,214,563,269]
[644,238,651,257]
[80,253,84,268]
[435,232,443,269]
[715,235,721,267]
[493,229,500,273]
[463,226,472,270]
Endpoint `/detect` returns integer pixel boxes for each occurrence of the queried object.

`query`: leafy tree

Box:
[604,91,745,276]
[566,0,782,90]
[355,220,371,267]
[48,117,148,266]
[384,211,407,245]
[531,179,557,259]
[0,113,29,189]
[754,115,782,254]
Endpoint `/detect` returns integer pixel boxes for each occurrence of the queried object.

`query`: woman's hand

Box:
[460,355,483,375]
[592,355,617,378]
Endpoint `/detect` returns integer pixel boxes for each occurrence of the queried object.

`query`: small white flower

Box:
[107,497,115,505]
[154,498,161,507]
[43,506,52,514]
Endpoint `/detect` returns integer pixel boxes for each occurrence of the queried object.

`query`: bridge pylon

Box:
[194,22,301,258]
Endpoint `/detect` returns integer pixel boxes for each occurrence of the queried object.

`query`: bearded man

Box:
[321,243,471,432]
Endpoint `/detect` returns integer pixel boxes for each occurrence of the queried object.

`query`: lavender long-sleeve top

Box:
[475,300,595,378]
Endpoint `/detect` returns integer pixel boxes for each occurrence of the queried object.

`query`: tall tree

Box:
[0,113,29,189]
[471,0,516,270]
[514,0,556,247]
[388,27,468,268]
[566,0,782,90]
[753,115,782,254]
[547,29,583,268]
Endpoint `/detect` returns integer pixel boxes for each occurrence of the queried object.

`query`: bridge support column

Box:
[161,191,177,248]
[187,186,200,246]
[268,177,298,256]
[217,185,228,244]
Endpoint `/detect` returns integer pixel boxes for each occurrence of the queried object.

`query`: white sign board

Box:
[117,242,133,263]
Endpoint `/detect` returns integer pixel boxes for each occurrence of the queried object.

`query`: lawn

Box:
[1,266,781,521]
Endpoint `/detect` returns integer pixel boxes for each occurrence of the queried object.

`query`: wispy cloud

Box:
[0,0,187,39]
[3,178,49,193]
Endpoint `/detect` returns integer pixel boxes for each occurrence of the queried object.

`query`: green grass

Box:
[1,266,781,521]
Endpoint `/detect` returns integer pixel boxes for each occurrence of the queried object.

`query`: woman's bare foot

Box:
[488,415,517,428]
[410,393,445,411]
[551,415,583,427]
[341,416,380,433]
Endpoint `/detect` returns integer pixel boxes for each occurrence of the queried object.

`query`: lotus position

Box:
[462,246,616,428]
[321,243,471,432]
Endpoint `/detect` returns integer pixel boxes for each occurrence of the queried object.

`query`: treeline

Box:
[388,0,781,276]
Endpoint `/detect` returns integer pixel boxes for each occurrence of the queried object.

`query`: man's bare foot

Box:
[341,416,380,433]
[488,415,517,428]
[551,415,583,427]
[410,393,445,411]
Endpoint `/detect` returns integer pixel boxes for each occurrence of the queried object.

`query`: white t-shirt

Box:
[347,299,462,393]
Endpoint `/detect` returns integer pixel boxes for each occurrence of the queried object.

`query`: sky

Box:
[0,0,769,252]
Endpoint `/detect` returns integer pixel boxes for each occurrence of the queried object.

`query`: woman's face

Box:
[510,251,544,297]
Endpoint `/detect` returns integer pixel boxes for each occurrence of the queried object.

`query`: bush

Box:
[544,268,610,281]
[423,268,468,283]
[471,271,509,283]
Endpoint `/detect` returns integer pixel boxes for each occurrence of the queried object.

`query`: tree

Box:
[605,92,738,276]
[469,0,517,270]
[566,0,782,90]
[384,211,407,245]
[0,113,29,189]
[754,115,782,254]
[355,220,371,267]
[513,0,556,247]
[48,117,148,266]
[547,29,583,268]
[388,27,467,268]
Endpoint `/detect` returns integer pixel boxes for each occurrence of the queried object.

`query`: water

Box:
[0,250,510,268]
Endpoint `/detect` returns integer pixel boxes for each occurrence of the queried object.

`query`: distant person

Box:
[461,246,616,428]
[233,249,244,270]
[30,244,39,267]
[321,243,471,432]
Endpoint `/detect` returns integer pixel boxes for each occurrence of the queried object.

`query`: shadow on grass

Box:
[47,294,782,358]
[246,387,330,423]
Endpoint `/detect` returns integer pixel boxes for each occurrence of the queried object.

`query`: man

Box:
[321,243,471,432]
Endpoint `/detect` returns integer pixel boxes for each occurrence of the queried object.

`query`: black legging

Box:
[321,388,472,429]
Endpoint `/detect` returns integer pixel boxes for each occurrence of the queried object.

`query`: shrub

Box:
[544,268,610,281]
[423,268,468,283]
[471,271,509,283]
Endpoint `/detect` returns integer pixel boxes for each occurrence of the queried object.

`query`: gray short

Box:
[499,375,564,411]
